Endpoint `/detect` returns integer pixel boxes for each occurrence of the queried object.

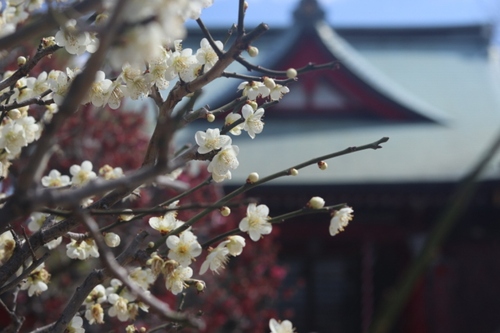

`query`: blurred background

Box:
[185,0,500,332]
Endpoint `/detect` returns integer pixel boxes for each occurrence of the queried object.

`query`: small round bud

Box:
[247,46,259,57]
[119,209,134,222]
[308,196,325,209]
[220,206,231,217]
[196,281,206,292]
[286,68,298,79]
[317,161,328,170]
[148,242,155,248]
[104,232,121,247]
[8,109,21,120]
[17,56,26,66]
[206,113,215,122]
[263,77,276,89]
[140,328,146,333]
[289,168,299,176]
[246,172,259,184]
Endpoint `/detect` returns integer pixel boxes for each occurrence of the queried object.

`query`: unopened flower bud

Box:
[125,325,136,333]
[263,77,276,89]
[42,36,56,48]
[8,109,21,120]
[104,232,121,247]
[286,68,298,79]
[244,1,249,11]
[317,161,328,170]
[206,113,215,122]
[95,13,108,25]
[247,46,259,57]
[148,241,155,248]
[289,168,299,176]
[17,56,26,66]
[196,281,206,292]
[308,196,325,209]
[220,206,231,216]
[119,209,134,222]
[246,172,259,184]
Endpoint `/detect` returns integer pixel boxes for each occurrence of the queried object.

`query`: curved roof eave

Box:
[314,20,453,125]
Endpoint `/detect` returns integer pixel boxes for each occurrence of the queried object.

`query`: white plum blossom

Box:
[84,70,113,107]
[165,265,193,295]
[147,47,171,89]
[107,293,131,322]
[41,169,71,188]
[149,213,183,235]
[207,145,239,183]
[239,203,272,242]
[120,64,152,100]
[106,278,149,321]
[195,128,232,154]
[269,84,290,101]
[45,237,63,250]
[106,81,125,109]
[242,104,265,139]
[149,201,184,234]
[85,303,104,325]
[0,121,28,159]
[166,230,202,267]
[238,81,270,100]
[24,71,49,98]
[199,240,230,275]
[330,207,354,236]
[269,318,295,333]
[196,38,223,73]
[66,239,100,260]
[165,47,199,82]
[226,235,246,256]
[85,284,107,306]
[47,68,77,105]
[20,263,50,297]
[66,315,85,333]
[128,267,156,290]
[55,19,96,55]
[27,212,48,232]
[18,115,40,143]
[224,113,243,135]
[12,77,31,103]
[99,164,124,180]
[0,231,15,264]
[70,160,97,186]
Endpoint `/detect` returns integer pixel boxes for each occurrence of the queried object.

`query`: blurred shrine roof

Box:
[176,0,500,185]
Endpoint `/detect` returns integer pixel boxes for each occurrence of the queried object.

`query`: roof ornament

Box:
[293,0,326,24]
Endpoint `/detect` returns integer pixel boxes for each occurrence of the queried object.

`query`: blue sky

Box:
[196,0,500,28]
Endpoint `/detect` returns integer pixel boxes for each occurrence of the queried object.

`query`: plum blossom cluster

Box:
[196,102,268,182]
[66,271,154,327]
[238,77,290,101]
[0,0,45,37]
